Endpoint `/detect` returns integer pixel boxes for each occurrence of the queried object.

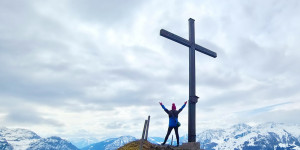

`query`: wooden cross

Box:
[160,18,217,142]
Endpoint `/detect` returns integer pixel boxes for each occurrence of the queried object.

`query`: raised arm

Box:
[159,102,169,114]
[178,101,187,113]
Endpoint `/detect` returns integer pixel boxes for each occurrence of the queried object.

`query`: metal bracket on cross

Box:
[189,96,199,104]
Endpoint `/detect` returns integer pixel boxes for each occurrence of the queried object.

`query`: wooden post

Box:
[145,116,150,141]
[140,120,148,150]
[171,135,173,146]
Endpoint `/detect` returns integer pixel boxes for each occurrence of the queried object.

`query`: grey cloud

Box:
[105,122,124,129]
[0,64,84,106]
[0,0,227,113]
[236,102,292,116]
[238,109,300,124]
[4,108,63,127]
[0,1,87,105]
[232,37,300,79]
[197,68,242,89]
[202,79,300,110]
[64,0,144,25]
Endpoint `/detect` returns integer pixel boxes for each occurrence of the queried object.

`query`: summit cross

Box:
[160,18,217,142]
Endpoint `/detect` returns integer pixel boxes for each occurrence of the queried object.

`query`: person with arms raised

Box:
[159,101,187,147]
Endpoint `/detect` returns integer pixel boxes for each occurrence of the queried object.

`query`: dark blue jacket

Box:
[161,103,186,127]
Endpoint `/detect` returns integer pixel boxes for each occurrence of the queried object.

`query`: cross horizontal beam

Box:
[160,29,217,58]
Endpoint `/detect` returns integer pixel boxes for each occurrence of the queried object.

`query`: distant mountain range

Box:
[81,136,136,150]
[191,122,300,150]
[68,137,99,149]
[2,122,300,150]
[0,127,78,150]
[79,122,300,150]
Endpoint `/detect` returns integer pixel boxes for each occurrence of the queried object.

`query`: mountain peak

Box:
[28,136,79,150]
[231,123,252,130]
[0,127,78,150]
[0,127,40,141]
[81,135,136,150]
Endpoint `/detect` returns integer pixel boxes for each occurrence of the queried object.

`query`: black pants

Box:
[162,126,179,145]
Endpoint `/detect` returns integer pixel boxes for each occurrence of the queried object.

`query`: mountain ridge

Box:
[81,122,300,150]
[81,136,136,150]
[0,127,78,150]
[2,122,300,150]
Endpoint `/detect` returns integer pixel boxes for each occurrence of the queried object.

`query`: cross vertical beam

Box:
[188,18,196,142]
[160,18,217,143]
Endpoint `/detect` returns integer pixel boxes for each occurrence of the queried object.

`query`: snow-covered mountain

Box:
[27,136,78,150]
[127,122,300,150]
[0,137,13,150]
[81,136,136,150]
[0,127,78,150]
[68,137,99,149]
[148,137,164,144]
[2,122,300,150]
[0,127,41,150]
[191,122,300,150]
[176,122,300,150]
[79,122,300,150]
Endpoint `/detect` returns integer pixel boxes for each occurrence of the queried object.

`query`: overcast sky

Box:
[1,0,300,141]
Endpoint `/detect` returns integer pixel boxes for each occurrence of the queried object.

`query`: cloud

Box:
[63,0,144,25]
[237,102,293,116]
[4,107,63,127]
[105,122,124,129]
[236,105,300,124]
